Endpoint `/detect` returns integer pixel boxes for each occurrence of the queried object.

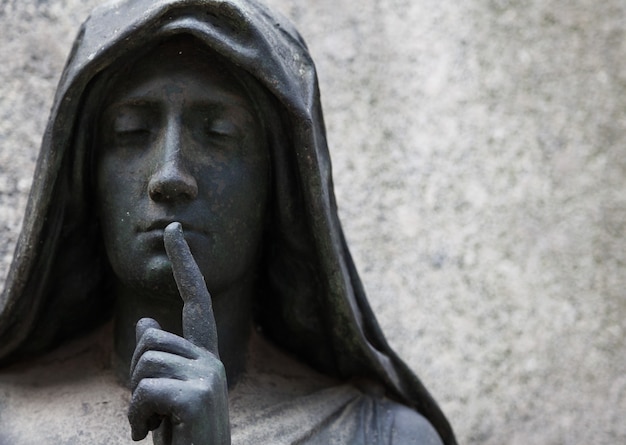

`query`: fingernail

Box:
[165,221,182,234]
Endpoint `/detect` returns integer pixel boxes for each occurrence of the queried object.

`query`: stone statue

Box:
[0,0,456,444]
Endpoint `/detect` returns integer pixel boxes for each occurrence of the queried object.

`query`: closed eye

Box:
[113,128,152,146]
[102,102,158,147]
[207,118,238,135]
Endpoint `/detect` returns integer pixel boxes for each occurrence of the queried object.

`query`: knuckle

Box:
[140,349,162,364]
[133,377,156,399]
[213,358,227,379]
[127,394,143,424]
[131,351,162,385]
[195,365,226,395]
[141,327,164,344]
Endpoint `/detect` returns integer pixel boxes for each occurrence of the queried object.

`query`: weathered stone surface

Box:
[1,0,625,443]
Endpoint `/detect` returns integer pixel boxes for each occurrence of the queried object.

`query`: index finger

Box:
[163,222,219,356]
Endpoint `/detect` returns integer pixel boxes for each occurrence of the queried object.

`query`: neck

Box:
[112,275,254,388]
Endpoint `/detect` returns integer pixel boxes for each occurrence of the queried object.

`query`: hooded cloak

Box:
[0,0,455,443]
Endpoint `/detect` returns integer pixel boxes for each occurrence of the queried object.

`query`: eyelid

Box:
[105,103,156,132]
[207,119,239,136]
[105,109,154,147]
[112,125,149,135]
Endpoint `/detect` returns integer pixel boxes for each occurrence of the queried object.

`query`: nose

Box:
[148,123,198,203]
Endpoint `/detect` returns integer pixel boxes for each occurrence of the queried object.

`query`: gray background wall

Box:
[1,0,625,443]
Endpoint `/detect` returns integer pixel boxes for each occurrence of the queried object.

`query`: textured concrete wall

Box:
[1,0,625,443]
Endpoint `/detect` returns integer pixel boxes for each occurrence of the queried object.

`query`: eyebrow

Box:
[102,96,257,121]
[101,99,160,119]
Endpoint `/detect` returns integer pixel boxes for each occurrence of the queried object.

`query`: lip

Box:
[140,220,208,236]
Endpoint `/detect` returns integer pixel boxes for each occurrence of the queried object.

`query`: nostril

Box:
[149,189,163,201]
[148,167,198,202]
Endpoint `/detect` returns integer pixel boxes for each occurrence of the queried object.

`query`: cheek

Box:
[220,159,268,214]
[95,156,147,236]
[235,163,269,250]
[96,159,118,219]
[97,154,146,199]
[198,158,268,248]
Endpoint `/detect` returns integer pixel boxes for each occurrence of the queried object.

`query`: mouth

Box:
[145,220,178,232]
[141,220,207,236]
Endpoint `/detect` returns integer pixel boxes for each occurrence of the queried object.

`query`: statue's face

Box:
[96,41,269,297]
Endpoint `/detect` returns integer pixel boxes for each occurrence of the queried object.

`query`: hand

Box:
[128,222,230,445]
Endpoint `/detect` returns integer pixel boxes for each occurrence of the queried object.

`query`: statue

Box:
[0,0,456,444]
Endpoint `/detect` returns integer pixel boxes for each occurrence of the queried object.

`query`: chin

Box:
[117,254,180,299]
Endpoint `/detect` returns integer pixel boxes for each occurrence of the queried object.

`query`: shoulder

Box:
[351,380,444,445]
[384,401,444,445]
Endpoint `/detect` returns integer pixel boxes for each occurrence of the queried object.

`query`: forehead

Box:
[103,36,256,112]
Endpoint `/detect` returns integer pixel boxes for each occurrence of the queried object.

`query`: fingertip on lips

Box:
[165,221,183,235]
[163,221,184,248]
